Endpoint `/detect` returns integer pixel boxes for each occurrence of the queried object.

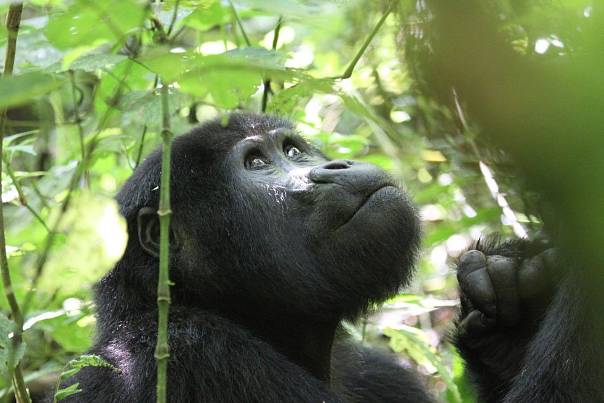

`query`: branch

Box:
[68,70,88,187]
[149,9,174,403]
[166,0,181,36]
[227,0,251,47]
[155,80,173,403]
[2,156,49,232]
[261,16,282,113]
[0,4,32,402]
[333,2,393,80]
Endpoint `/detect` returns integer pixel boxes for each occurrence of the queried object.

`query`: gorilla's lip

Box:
[338,184,398,229]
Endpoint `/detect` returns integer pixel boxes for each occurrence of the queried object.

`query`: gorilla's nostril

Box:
[323,160,351,170]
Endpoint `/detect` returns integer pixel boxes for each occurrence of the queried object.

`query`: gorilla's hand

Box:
[457,248,557,337]
[453,246,558,399]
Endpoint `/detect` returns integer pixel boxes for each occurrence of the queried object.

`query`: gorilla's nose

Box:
[309,160,393,194]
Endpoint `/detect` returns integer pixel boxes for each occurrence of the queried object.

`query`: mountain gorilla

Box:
[60,113,564,402]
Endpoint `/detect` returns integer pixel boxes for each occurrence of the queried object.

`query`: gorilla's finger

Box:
[458,310,496,338]
[457,250,487,279]
[539,248,558,270]
[486,255,520,327]
[458,267,497,317]
[518,254,550,301]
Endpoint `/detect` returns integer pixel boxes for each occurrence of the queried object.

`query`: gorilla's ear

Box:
[137,207,160,257]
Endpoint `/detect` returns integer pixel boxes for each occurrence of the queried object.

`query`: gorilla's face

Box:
[211,126,420,319]
[131,114,419,320]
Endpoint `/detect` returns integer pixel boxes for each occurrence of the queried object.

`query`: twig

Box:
[1,156,50,232]
[134,125,148,168]
[68,70,88,187]
[149,6,175,399]
[261,16,282,113]
[333,2,393,80]
[166,0,181,36]
[68,70,85,163]
[227,0,251,47]
[155,80,173,403]
[0,4,32,402]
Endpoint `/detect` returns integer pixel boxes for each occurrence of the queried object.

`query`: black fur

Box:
[453,239,604,402]
[58,113,431,402]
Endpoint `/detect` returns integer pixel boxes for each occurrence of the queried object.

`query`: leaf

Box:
[45,0,147,50]
[54,354,119,400]
[385,327,462,403]
[0,312,25,376]
[181,0,227,31]
[0,73,63,109]
[61,354,118,378]
[179,70,259,108]
[267,78,334,116]
[54,383,82,401]
[49,315,94,353]
[51,50,127,73]
[140,47,299,83]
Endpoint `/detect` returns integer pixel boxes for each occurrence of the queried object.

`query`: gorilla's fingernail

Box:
[459,250,486,273]
[540,248,557,268]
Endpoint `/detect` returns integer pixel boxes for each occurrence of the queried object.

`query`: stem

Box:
[0,4,32,402]
[134,125,148,168]
[227,0,251,47]
[261,16,282,113]
[134,75,160,168]
[166,0,180,36]
[155,81,173,403]
[68,70,85,163]
[1,156,49,232]
[337,2,393,80]
[68,70,89,187]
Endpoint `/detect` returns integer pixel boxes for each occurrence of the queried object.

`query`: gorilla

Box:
[59,113,568,402]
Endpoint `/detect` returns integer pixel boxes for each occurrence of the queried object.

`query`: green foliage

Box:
[386,326,461,402]
[0,311,25,375]
[0,73,63,109]
[44,0,148,49]
[1,0,592,400]
[54,354,118,401]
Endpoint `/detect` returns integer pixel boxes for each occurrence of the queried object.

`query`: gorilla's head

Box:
[103,113,419,323]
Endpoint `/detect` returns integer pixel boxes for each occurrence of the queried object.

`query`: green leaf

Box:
[60,354,117,379]
[45,0,147,50]
[0,312,25,376]
[385,327,462,403]
[181,0,227,31]
[179,70,259,108]
[140,47,298,83]
[54,383,82,401]
[54,354,119,400]
[0,72,63,109]
[267,78,334,116]
[48,50,127,73]
[0,312,13,374]
[49,315,94,353]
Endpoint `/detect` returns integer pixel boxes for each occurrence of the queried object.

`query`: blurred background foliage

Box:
[0,0,600,401]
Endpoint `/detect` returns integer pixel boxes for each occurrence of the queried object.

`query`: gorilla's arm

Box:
[331,341,434,403]
[454,241,604,402]
[60,311,341,403]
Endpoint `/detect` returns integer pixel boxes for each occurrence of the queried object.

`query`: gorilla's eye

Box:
[246,155,269,170]
[285,144,302,159]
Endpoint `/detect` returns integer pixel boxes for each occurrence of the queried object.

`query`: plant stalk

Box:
[155,81,173,403]
[261,16,282,113]
[0,4,32,403]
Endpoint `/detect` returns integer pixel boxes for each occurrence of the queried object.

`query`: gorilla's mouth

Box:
[338,184,398,228]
